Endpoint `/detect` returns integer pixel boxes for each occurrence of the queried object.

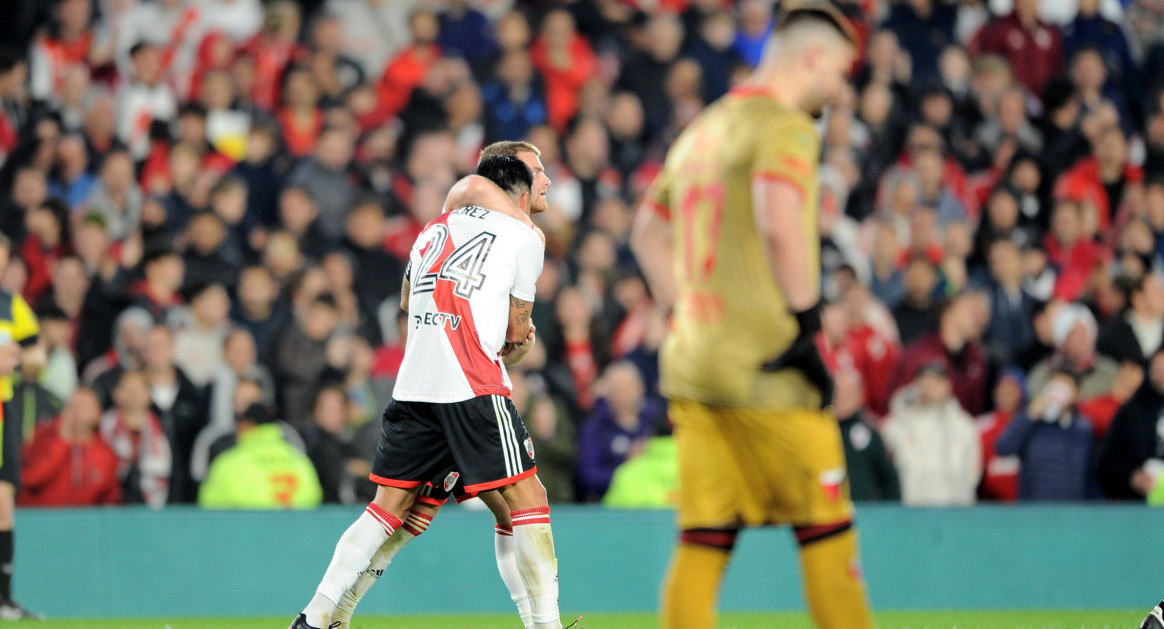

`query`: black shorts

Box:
[370,395,537,494]
[415,468,476,507]
[0,400,21,488]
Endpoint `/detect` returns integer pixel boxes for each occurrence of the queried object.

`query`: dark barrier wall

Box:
[16,505,1163,618]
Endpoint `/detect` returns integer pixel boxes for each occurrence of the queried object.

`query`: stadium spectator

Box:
[278,66,324,159]
[982,239,1037,366]
[141,325,206,505]
[547,285,609,415]
[230,265,287,366]
[302,384,360,505]
[21,198,71,307]
[0,167,48,247]
[36,304,78,402]
[100,370,172,508]
[182,212,238,294]
[618,13,685,142]
[170,282,231,388]
[19,387,121,507]
[438,0,497,72]
[1064,0,1134,85]
[1070,46,1131,128]
[274,292,342,429]
[341,197,404,326]
[115,43,177,161]
[892,255,942,346]
[228,121,284,232]
[975,86,1042,157]
[881,0,957,88]
[28,0,95,104]
[1054,125,1141,236]
[995,368,1100,501]
[510,368,575,504]
[883,362,982,506]
[869,221,906,308]
[602,437,678,509]
[198,401,322,509]
[236,1,305,113]
[48,134,96,210]
[576,361,662,502]
[969,0,1064,98]
[482,49,548,146]
[1027,303,1132,436]
[83,149,143,243]
[208,328,275,436]
[325,0,412,80]
[530,9,597,133]
[83,306,153,408]
[376,7,442,120]
[732,0,774,67]
[286,127,357,243]
[684,10,744,104]
[834,369,900,502]
[1098,349,1164,500]
[1042,199,1109,302]
[891,291,989,416]
[1097,273,1164,364]
[977,368,1025,502]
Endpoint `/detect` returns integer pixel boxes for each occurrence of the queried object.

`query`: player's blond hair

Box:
[477,141,541,167]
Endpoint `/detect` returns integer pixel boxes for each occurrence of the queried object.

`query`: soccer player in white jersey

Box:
[328,141,554,629]
[290,155,564,629]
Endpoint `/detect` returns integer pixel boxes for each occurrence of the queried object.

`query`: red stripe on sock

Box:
[410,512,434,523]
[794,520,852,545]
[509,507,550,518]
[511,506,551,526]
[495,525,513,536]
[680,529,738,550]
[512,517,551,526]
[404,513,431,536]
[365,504,402,535]
[401,523,423,536]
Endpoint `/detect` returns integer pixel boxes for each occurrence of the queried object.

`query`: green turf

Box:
[20,610,1143,629]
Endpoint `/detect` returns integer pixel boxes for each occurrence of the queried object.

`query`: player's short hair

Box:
[775,1,858,47]
[477,141,540,167]
[476,154,534,200]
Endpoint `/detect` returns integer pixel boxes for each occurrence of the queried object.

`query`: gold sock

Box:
[799,527,873,629]
[661,541,731,629]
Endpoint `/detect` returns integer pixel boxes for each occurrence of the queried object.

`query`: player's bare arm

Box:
[400,275,411,312]
[752,178,817,310]
[630,204,675,310]
[444,175,529,224]
[506,295,533,345]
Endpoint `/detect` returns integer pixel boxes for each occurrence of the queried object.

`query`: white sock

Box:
[302,504,401,628]
[511,507,561,629]
[495,524,535,629]
[331,510,432,625]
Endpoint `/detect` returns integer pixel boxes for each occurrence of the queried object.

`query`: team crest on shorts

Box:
[524,438,535,459]
[818,468,846,502]
[443,471,460,492]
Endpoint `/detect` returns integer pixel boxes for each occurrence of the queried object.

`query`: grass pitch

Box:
[22,610,1143,628]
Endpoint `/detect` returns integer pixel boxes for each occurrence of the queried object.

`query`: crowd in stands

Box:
[4,0,1164,510]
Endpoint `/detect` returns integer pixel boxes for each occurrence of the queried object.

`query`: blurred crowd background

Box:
[4,0,1164,510]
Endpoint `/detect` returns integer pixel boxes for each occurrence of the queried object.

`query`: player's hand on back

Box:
[500,324,536,366]
[760,304,834,409]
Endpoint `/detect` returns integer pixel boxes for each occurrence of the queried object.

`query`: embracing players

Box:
[327,141,554,629]
[631,3,873,629]
[291,154,563,629]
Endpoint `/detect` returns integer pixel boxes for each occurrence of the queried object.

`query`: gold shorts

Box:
[670,399,854,530]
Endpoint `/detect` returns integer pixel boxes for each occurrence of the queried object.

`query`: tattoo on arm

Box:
[511,296,531,324]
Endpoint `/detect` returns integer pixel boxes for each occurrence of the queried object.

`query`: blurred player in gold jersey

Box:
[631,4,872,628]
